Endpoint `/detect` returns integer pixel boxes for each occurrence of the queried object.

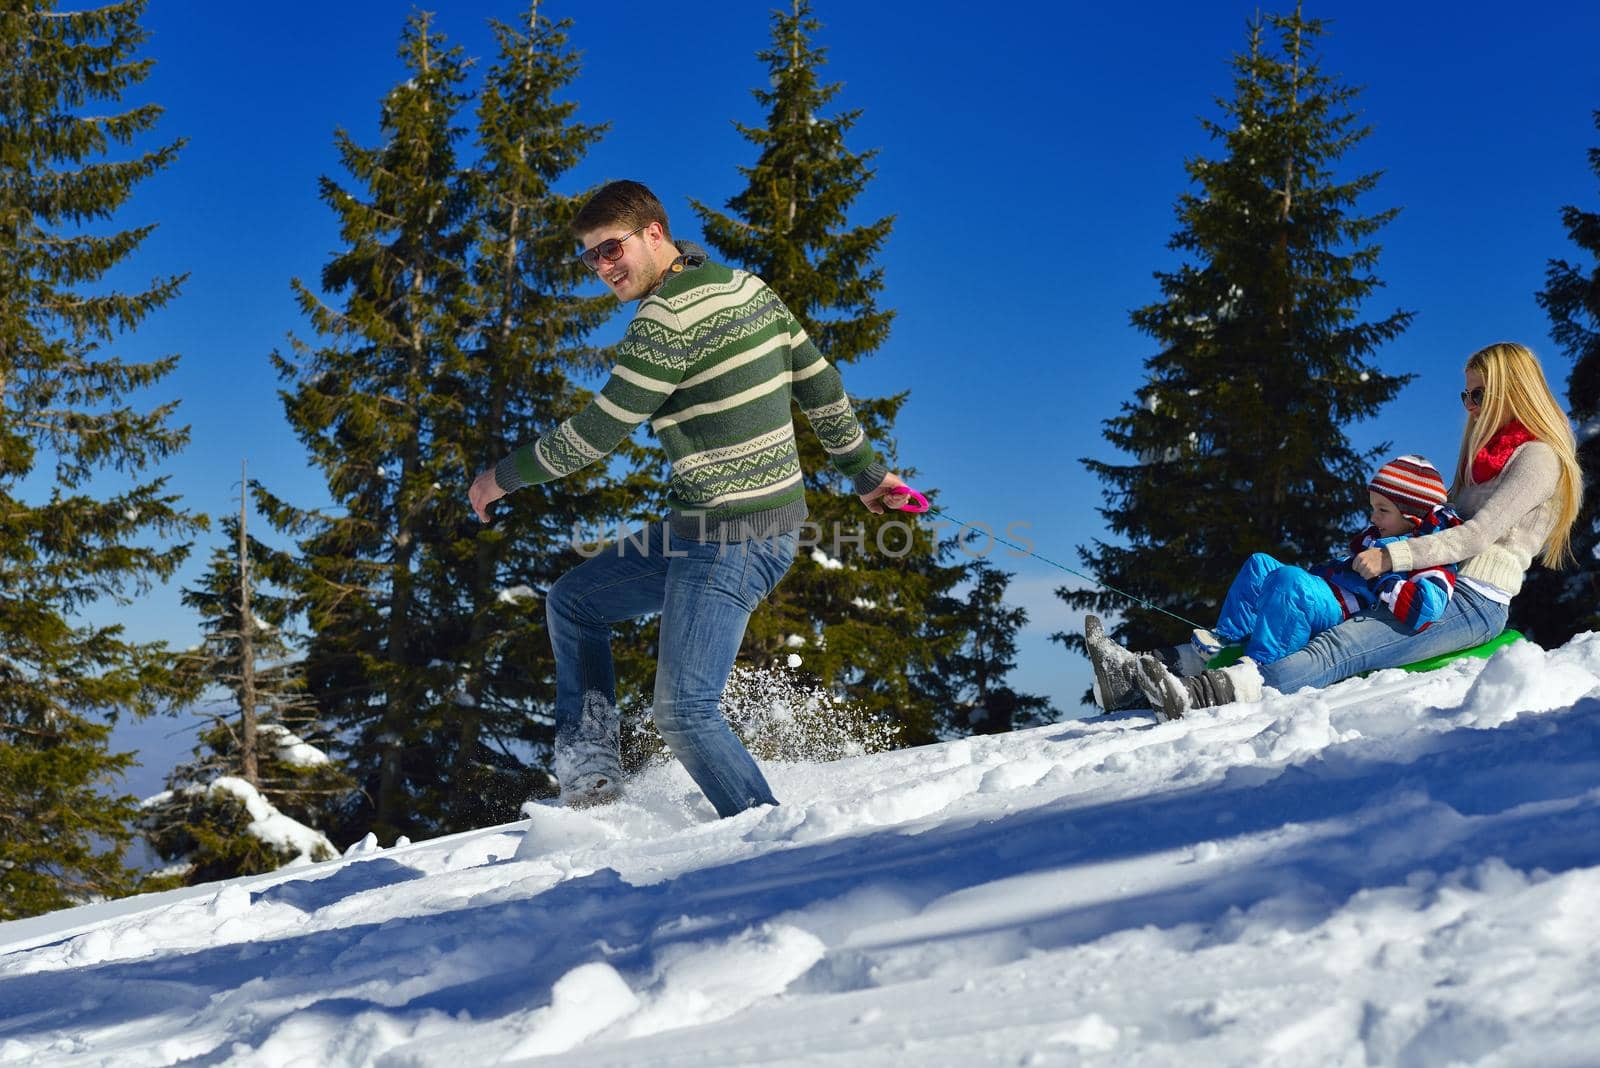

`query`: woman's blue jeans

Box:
[1258,582,1508,695]
[544,522,798,818]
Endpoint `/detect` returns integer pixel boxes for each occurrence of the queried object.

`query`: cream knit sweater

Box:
[1384,441,1560,597]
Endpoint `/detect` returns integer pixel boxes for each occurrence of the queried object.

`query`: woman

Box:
[1088,342,1584,720]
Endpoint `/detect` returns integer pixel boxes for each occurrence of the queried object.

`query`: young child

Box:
[1190,455,1463,667]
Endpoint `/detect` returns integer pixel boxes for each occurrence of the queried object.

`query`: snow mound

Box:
[258,722,332,767]
[209,776,337,864]
[1,634,1597,1066]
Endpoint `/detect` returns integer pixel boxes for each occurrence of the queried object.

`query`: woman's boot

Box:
[1085,616,1210,712]
[1134,653,1263,722]
[1084,615,1145,711]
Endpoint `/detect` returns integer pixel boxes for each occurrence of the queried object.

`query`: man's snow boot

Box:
[1134,654,1264,722]
[555,690,624,807]
[560,773,622,808]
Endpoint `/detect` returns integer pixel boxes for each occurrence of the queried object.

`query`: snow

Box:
[810,547,844,570]
[207,777,338,865]
[258,723,331,767]
[140,773,337,871]
[2,634,1599,1065]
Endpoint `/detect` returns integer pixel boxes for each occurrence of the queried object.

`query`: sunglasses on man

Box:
[1460,387,1485,408]
[578,224,647,271]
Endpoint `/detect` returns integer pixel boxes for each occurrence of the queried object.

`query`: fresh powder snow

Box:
[1,634,1598,1065]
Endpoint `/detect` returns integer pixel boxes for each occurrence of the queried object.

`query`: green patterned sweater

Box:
[495,245,886,540]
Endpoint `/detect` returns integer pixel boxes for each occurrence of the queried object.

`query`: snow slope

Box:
[3,635,1599,1067]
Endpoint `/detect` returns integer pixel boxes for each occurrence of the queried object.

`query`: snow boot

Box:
[1085,615,1144,711]
[1134,654,1263,722]
[559,774,621,808]
[1174,640,1211,677]
[555,690,624,808]
[1190,628,1225,659]
[1086,616,1208,712]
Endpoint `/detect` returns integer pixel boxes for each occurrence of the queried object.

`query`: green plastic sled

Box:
[1206,628,1525,674]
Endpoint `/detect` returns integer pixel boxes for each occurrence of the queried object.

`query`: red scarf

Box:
[1471,419,1537,484]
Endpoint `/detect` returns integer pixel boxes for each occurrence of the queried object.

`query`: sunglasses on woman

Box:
[1460,387,1485,408]
[578,225,647,271]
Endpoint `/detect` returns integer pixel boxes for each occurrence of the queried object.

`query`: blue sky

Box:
[80,0,1600,762]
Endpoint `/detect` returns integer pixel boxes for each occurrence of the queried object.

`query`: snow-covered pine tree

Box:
[691,0,966,744]
[438,3,645,825]
[1514,109,1600,646]
[1059,4,1411,659]
[0,0,205,919]
[142,466,350,883]
[921,562,1056,737]
[255,12,478,843]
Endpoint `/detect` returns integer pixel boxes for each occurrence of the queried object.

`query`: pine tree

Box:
[142,465,351,883]
[0,0,204,919]
[261,8,629,841]
[691,0,966,744]
[436,2,638,825]
[1514,109,1600,646]
[921,562,1056,737]
[256,11,477,843]
[1058,4,1412,665]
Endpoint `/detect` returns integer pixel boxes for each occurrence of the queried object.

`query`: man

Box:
[469,180,910,816]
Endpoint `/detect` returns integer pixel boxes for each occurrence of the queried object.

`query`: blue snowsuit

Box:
[1214,508,1462,664]
[1214,555,1344,665]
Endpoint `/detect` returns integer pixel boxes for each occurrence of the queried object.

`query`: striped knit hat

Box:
[1369,455,1449,527]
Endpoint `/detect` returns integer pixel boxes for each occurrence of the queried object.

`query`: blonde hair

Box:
[1454,342,1584,566]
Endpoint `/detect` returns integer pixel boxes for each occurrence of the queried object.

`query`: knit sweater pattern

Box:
[495,247,885,540]
[1384,441,1561,597]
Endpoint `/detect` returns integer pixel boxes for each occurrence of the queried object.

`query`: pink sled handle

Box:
[884,485,929,514]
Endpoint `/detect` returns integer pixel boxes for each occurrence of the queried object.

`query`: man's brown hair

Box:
[572,180,672,241]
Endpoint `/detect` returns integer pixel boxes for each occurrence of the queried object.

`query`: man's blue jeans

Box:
[1258,582,1508,694]
[544,522,798,818]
